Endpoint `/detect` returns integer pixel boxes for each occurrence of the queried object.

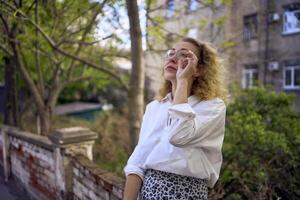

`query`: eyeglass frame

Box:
[165,48,205,65]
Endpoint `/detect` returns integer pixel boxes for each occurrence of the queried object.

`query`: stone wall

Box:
[0,125,125,200]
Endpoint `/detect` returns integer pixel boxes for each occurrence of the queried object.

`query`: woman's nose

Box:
[168,56,177,63]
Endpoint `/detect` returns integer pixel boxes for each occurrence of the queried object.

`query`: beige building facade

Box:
[145,0,300,112]
[228,0,300,112]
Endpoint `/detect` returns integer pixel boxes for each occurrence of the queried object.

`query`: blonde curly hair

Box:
[155,37,228,103]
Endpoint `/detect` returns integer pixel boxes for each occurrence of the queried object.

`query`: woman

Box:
[123,37,227,200]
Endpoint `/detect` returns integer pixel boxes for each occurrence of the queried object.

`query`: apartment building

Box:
[145,0,300,112]
[228,0,300,112]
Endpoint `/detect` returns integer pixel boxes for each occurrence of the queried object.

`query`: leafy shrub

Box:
[210,85,300,199]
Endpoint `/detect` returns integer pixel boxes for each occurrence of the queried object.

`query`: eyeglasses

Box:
[165,49,195,60]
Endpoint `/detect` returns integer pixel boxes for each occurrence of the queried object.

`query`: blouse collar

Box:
[162,92,200,105]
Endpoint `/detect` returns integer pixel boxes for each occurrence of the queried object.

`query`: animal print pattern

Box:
[139,169,208,200]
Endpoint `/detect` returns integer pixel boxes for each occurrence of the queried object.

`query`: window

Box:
[243,14,258,41]
[283,66,300,89]
[187,0,198,12]
[166,0,175,18]
[283,3,300,34]
[242,65,258,89]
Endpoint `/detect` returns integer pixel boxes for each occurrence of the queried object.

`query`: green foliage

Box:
[179,28,190,36]
[153,16,165,24]
[221,0,233,6]
[198,18,208,30]
[221,40,236,49]
[91,109,130,177]
[203,0,232,6]
[0,0,130,107]
[202,0,215,6]
[148,26,165,43]
[213,16,227,26]
[211,85,300,199]
[146,0,157,8]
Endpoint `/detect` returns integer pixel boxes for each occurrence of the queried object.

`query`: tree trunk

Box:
[3,56,20,127]
[126,0,145,152]
[36,104,52,135]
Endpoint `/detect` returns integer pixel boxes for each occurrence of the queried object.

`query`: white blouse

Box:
[123,92,226,188]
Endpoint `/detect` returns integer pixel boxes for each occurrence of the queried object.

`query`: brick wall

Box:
[0,125,124,200]
[9,136,56,200]
[72,155,124,200]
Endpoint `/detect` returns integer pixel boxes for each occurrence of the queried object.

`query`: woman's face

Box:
[163,41,200,82]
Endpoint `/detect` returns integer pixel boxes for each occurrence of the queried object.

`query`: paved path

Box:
[0,168,32,200]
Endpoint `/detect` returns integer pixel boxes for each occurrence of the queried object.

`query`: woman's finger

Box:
[178,58,183,68]
[188,50,197,60]
[178,58,187,69]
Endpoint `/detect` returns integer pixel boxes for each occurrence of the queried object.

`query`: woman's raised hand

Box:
[176,51,199,81]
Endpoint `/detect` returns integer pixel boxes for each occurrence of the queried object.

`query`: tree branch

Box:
[0,43,13,56]
[35,0,45,101]
[57,34,113,46]
[12,41,45,110]
[66,0,108,80]
[0,13,10,35]
[47,83,63,111]
[57,3,98,38]
[1,0,128,91]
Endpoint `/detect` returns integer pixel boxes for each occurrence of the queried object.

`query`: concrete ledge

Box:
[0,125,54,151]
[48,127,98,146]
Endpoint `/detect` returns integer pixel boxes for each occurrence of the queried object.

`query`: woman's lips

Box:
[165,65,177,71]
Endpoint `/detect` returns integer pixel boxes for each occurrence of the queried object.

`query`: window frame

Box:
[283,65,300,90]
[243,13,258,41]
[282,4,300,35]
[242,67,258,89]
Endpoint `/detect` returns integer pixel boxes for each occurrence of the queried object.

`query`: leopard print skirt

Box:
[139,168,208,200]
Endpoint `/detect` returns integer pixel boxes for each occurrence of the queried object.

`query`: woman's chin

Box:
[163,75,176,81]
[163,69,177,81]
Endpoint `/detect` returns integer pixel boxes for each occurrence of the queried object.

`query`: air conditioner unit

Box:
[268,61,279,71]
[268,13,280,23]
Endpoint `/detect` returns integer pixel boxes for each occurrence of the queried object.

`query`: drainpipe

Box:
[263,0,270,85]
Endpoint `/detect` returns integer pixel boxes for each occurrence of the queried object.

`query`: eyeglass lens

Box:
[166,49,193,60]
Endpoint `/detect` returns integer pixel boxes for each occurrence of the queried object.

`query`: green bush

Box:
[210,85,300,199]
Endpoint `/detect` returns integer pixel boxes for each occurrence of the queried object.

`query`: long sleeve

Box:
[123,102,153,180]
[167,98,226,150]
